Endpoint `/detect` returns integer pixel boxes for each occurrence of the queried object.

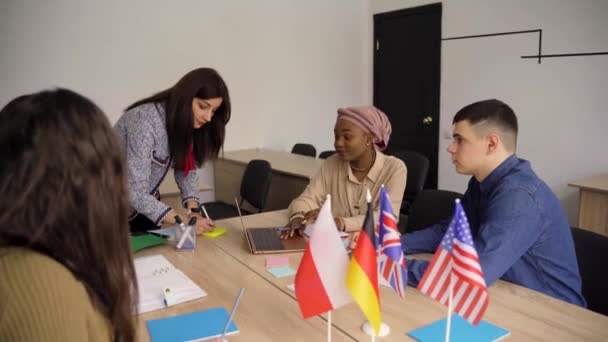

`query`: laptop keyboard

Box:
[251,229,284,251]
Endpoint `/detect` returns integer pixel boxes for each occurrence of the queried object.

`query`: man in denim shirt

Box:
[403,99,585,306]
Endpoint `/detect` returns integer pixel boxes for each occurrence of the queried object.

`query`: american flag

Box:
[417,200,489,325]
[377,186,408,299]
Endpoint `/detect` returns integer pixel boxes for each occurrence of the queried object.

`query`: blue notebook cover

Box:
[407,315,510,342]
[146,307,238,342]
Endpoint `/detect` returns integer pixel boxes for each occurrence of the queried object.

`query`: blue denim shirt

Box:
[402,155,586,307]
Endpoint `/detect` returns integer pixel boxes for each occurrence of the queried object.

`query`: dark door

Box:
[374,3,442,189]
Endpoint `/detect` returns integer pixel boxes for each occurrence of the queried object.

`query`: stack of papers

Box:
[134,254,207,314]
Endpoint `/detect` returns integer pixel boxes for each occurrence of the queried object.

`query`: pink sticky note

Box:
[266,256,289,268]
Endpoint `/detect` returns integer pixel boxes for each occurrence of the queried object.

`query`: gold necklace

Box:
[350,150,376,171]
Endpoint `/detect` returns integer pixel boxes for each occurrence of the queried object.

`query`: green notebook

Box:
[130,234,168,253]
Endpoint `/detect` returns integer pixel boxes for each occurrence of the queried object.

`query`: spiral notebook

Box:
[134,254,207,314]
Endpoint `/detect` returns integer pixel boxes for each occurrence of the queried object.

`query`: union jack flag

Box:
[377,185,408,299]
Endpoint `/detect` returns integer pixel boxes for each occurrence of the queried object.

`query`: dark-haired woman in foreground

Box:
[0,88,137,341]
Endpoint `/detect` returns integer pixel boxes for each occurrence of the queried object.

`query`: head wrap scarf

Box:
[336,106,392,151]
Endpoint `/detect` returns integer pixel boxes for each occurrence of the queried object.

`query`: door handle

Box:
[422,116,433,124]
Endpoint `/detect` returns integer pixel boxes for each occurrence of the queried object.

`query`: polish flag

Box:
[295,195,352,318]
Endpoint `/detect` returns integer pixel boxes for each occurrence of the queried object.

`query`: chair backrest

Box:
[392,150,430,214]
[318,150,336,159]
[571,227,608,316]
[291,143,316,157]
[405,189,463,233]
[240,159,272,212]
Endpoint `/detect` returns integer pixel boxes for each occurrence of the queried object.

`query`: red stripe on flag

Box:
[295,246,333,318]
[470,292,489,325]
[453,243,480,263]
[352,231,379,298]
[394,268,403,297]
[382,214,396,226]
[383,238,401,245]
[433,272,452,303]
[424,252,451,297]
[463,288,483,320]
[382,259,394,280]
[453,268,486,290]
[452,255,484,279]
[454,283,473,313]
[417,248,445,292]
[441,278,464,305]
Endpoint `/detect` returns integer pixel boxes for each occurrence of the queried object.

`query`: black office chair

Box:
[318,150,336,159]
[400,189,463,234]
[571,227,608,316]
[203,159,273,220]
[291,143,316,157]
[393,150,430,215]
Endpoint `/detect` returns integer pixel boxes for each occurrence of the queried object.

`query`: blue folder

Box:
[146,307,238,342]
[407,315,509,342]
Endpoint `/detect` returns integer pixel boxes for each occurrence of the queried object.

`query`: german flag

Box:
[346,190,381,334]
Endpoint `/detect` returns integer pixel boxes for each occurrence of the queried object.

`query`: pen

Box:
[198,203,211,220]
[276,226,303,232]
[220,288,245,341]
[175,216,196,249]
[175,215,185,229]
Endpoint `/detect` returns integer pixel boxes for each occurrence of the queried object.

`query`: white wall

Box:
[2,0,606,222]
[0,0,368,154]
[0,0,368,201]
[370,0,608,225]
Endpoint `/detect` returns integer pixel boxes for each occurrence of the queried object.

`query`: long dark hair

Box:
[126,68,231,169]
[0,89,137,341]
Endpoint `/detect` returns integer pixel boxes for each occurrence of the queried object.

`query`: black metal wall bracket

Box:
[442,29,607,64]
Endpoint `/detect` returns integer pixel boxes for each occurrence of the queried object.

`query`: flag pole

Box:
[327,311,332,342]
[368,187,378,342]
[445,267,454,342]
[445,199,461,342]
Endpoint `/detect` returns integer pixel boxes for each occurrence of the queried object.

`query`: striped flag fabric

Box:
[346,190,382,334]
[377,185,408,299]
[417,200,489,325]
[295,195,352,318]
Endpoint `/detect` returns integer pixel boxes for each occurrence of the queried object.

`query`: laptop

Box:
[234,198,307,254]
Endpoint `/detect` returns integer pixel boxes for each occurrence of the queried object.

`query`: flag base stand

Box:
[361,321,390,337]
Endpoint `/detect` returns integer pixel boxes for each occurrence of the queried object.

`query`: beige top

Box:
[288,151,407,231]
[0,247,112,342]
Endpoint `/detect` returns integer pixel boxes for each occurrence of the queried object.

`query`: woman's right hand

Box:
[162,210,187,226]
[281,216,304,239]
[281,208,322,239]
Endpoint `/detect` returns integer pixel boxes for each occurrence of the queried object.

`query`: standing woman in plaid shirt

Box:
[114,68,231,234]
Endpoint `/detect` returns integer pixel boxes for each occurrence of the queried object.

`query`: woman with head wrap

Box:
[281,105,407,239]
